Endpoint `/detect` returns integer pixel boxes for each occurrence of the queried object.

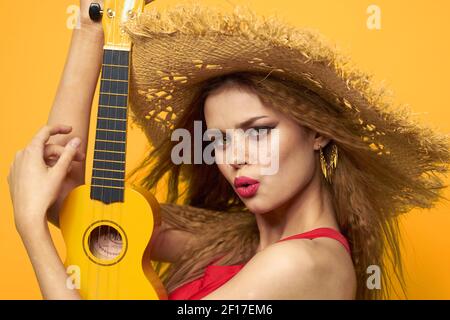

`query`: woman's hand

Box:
[7,124,85,235]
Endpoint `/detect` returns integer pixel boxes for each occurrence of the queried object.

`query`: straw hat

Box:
[123,3,450,169]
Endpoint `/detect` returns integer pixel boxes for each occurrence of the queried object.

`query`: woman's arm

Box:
[8,125,85,299]
[19,218,81,300]
[45,0,155,228]
[46,13,105,227]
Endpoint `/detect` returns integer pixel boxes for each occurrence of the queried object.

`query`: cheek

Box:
[279,126,316,185]
[278,142,316,185]
[254,129,317,212]
[216,162,232,182]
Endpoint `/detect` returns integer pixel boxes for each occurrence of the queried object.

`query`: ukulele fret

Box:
[93,169,125,179]
[99,94,127,107]
[94,149,125,154]
[91,178,124,188]
[95,141,125,153]
[100,79,128,83]
[93,157,125,163]
[96,139,125,144]
[95,130,126,142]
[96,119,127,131]
[91,185,124,189]
[97,117,127,122]
[102,63,128,68]
[97,128,126,132]
[93,160,125,171]
[99,92,128,96]
[100,80,128,95]
[93,168,125,173]
[92,176,124,181]
[99,104,127,109]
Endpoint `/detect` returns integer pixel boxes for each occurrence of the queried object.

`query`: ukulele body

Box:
[59,184,168,300]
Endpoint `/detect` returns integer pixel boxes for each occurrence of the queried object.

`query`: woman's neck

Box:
[254,168,339,254]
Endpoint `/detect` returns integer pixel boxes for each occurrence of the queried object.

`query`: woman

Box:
[7,2,450,300]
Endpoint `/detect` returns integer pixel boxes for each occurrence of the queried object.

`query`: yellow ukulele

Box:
[59,0,167,299]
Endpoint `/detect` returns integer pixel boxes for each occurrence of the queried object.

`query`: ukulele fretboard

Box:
[90,49,130,204]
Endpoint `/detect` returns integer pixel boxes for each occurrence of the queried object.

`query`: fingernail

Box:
[70,137,81,148]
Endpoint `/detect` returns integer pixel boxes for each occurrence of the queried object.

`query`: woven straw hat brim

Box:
[124,4,395,147]
[123,2,450,171]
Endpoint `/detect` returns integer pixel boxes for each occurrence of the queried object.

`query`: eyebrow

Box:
[237,116,269,128]
[216,116,269,134]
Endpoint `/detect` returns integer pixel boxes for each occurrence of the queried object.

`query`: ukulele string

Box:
[97,1,115,298]
[116,0,128,297]
[116,4,127,297]
[112,0,129,297]
[105,0,118,298]
[111,3,118,296]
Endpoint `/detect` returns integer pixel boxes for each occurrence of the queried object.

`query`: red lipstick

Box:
[234,176,260,198]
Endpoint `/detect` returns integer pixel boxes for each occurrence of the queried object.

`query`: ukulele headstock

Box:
[90,0,147,49]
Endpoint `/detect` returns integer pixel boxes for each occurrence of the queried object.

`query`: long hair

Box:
[126,72,450,299]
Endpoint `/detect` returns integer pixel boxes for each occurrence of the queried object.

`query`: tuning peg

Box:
[89,3,103,22]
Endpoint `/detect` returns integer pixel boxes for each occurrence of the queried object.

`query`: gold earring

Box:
[319,144,338,184]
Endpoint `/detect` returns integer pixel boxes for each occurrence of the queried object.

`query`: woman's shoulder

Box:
[201,234,356,299]
[254,236,356,298]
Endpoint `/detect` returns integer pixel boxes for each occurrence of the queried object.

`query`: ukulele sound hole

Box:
[88,226,124,261]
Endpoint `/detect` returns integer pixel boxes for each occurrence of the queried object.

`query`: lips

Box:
[234,176,260,198]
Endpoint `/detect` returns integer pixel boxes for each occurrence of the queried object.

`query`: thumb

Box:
[52,137,81,177]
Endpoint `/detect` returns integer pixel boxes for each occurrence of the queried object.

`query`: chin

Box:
[241,197,272,215]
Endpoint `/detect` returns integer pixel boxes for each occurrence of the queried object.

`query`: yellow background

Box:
[1,0,450,299]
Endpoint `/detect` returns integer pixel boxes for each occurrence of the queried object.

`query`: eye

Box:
[247,126,275,140]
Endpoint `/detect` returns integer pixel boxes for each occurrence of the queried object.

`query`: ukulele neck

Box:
[90,47,130,204]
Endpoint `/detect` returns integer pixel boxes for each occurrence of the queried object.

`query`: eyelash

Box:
[248,126,275,137]
[215,126,276,147]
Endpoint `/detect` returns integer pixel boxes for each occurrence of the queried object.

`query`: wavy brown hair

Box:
[126,72,450,299]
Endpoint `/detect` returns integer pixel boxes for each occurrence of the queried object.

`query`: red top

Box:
[168,227,351,300]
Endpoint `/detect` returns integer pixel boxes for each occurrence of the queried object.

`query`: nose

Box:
[229,156,247,169]
[229,132,248,169]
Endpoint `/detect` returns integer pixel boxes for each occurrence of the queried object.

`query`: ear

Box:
[312,132,331,151]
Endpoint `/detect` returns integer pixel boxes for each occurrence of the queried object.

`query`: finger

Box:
[29,124,73,155]
[45,152,84,168]
[51,137,82,179]
[44,144,85,163]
